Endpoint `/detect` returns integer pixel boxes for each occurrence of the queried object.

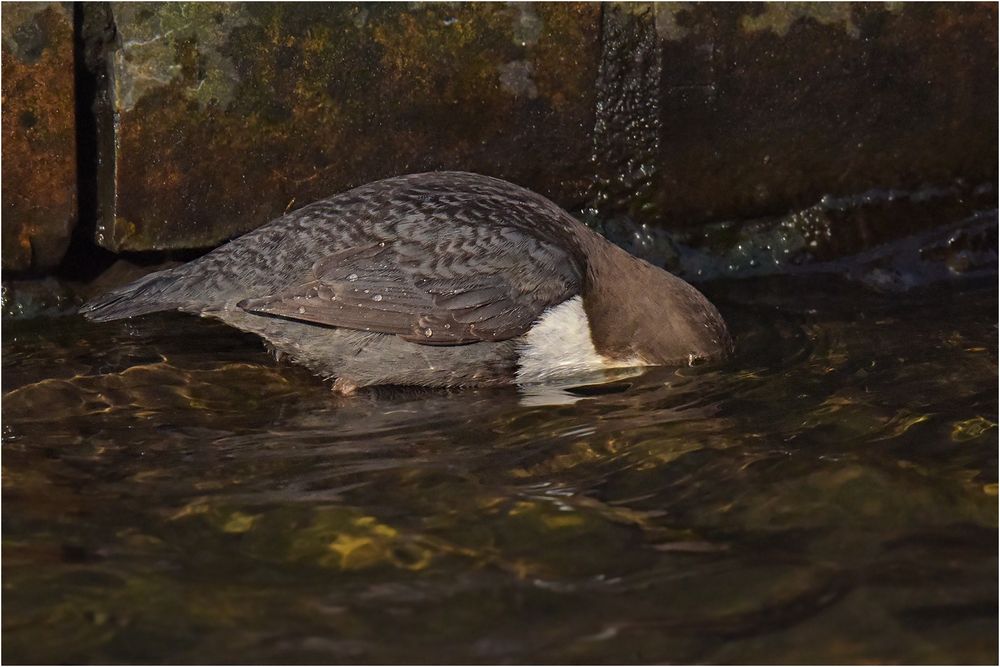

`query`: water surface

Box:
[3,275,997,663]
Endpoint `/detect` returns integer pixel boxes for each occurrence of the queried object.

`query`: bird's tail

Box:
[79,267,189,322]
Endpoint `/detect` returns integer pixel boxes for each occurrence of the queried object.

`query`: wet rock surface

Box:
[597,183,999,286]
[640,3,997,225]
[1,278,79,319]
[74,2,998,253]
[1,3,77,272]
[86,2,601,252]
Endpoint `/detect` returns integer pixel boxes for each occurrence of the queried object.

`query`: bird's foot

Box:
[332,377,359,395]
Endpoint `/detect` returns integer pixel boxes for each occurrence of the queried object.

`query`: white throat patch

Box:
[515,296,646,385]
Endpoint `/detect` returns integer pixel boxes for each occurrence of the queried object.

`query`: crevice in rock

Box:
[53,3,217,293]
[56,2,117,284]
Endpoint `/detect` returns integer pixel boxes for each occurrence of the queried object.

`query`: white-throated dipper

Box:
[81,172,731,391]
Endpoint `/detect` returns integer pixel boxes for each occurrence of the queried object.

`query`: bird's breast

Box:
[514,295,647,384]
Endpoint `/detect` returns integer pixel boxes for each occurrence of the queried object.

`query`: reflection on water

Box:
[2,276,997,663]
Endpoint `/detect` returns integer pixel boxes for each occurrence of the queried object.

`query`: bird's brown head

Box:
[580,239,732,367]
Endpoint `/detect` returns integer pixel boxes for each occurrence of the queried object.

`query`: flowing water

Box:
[2,273,997,663]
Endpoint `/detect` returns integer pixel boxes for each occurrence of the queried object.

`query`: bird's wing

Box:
[237,230,582,345]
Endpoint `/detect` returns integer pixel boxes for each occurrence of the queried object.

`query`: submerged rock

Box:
[597,183,998,290]
[1,278,78,319]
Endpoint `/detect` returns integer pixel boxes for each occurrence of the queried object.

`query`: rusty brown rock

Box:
[1,2,77,272]
[87,2,601,252]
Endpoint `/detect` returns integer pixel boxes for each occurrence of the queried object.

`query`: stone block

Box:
[85,2,600,252]
[2,3,77,272]
[590,2,998,225]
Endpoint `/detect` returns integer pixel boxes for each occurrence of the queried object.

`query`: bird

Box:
[80,172,732,392]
